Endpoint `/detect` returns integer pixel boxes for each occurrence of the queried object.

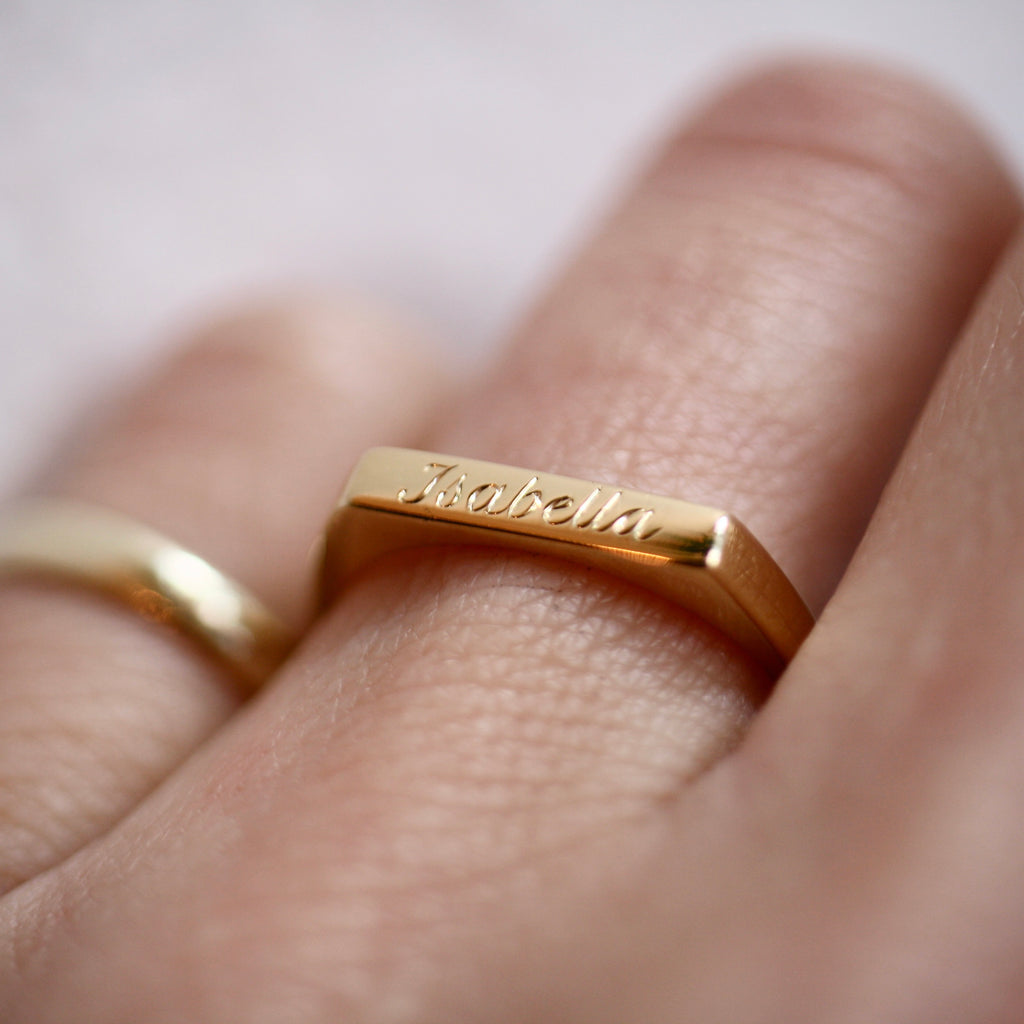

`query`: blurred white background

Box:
[1,0,1022,494]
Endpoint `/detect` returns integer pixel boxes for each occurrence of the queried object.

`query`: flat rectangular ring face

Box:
[320,448,814,674]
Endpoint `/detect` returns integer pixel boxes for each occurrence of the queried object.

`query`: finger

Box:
[614,222,1024,1024]
[0,299,442,891]
[477,61,1016,613]
[5,61,1020,1020]
[311,55,1019,783]
[744,221,1024,890]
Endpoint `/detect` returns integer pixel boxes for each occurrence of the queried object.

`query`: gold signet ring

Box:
[0,500,295,692]
[319,448,814,674]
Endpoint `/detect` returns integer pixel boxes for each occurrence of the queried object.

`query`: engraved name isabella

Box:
[397,462,661,541]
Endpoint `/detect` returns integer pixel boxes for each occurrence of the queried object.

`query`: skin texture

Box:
[1,58,1023,1021]
[0,303,445,891]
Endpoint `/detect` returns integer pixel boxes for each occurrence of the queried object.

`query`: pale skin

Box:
[1,57,1023,1021]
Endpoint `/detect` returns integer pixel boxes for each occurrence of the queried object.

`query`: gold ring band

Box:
[319,448,814,673]
[0,500,294,692]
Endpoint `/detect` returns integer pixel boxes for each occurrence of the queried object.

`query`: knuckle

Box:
[676,57,1012,214]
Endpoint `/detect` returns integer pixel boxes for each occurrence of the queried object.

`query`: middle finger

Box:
[312,58,1018,785]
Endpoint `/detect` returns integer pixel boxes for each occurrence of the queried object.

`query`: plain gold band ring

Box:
[0,500,295,692]
[318,447,814,674]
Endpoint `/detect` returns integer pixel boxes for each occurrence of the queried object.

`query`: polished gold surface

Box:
[320,448,814,673]
[0,500,294,691]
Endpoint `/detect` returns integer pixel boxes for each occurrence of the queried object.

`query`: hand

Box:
[2,58,1022,1022]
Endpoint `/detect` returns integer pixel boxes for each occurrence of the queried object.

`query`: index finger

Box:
[0,300,443,891]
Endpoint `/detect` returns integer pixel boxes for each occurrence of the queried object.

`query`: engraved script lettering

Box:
[397,463,457,504]
[398,463,661,541]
